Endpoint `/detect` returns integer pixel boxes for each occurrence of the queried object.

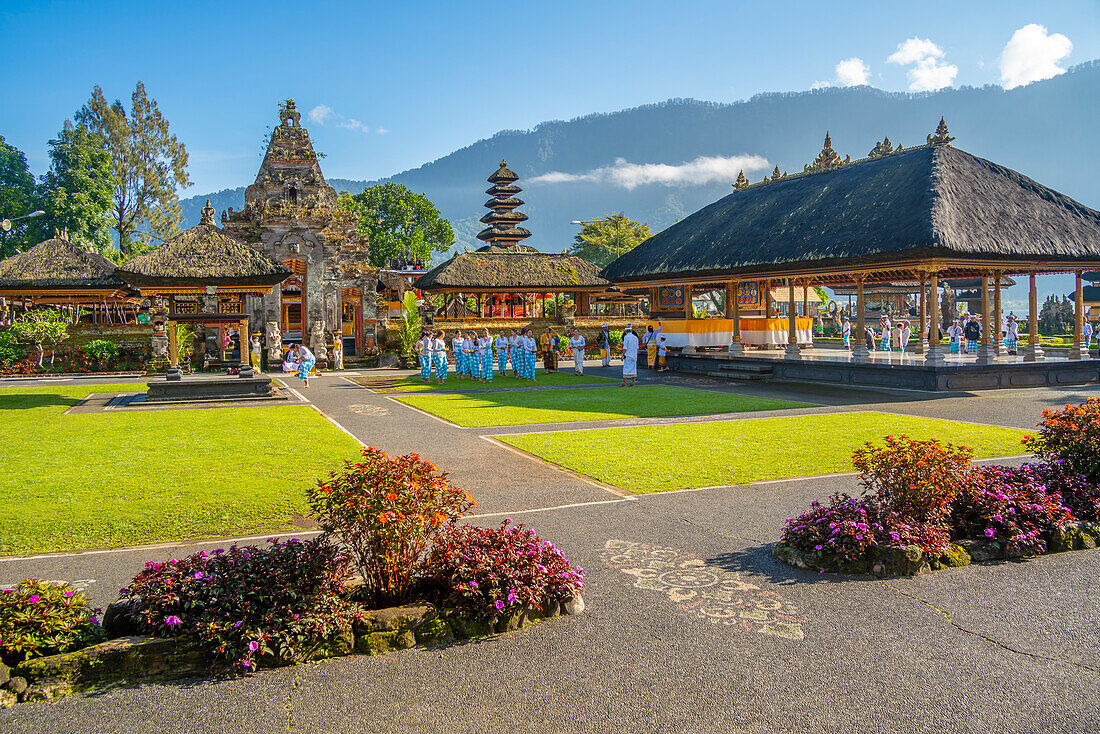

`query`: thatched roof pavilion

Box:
[117,204,290,290]
[601,121,1100,364]
[0,232,134,301]
[415,245,608,291]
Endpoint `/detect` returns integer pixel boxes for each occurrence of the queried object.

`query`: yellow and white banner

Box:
[645,318,813,347]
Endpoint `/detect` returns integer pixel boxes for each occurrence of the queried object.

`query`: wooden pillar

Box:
[166,319,181,381]
[802,282,809,319]
[509,293,514,319]
[764,279,773,319]
[730,280,744,356]
[1072,271,1087,359]
[993,271,1003,356]
[852,276,869,359]
[976,272,994,363]
[926,273,944,364]
[1025,273,1044,361]
[916,273,926,354]
[683,285,692,320]
[238,318,253,377]
[785,278,801,358]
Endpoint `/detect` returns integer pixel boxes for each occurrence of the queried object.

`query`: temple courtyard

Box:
[0,366,1097,733]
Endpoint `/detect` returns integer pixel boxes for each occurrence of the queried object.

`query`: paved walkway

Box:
[1,369,1098,733]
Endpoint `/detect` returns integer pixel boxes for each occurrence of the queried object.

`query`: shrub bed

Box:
[0,448,585,706]
[775,401,1100,577]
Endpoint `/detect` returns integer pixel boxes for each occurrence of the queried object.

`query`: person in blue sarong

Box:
[495,330,510,376]
[417,331,432,381]
[290,343,316,387]
[432,330,448,384]
[479,329,494,383]
[522,328,537,381]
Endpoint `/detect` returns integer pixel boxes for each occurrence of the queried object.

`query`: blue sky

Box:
[2,0,1098,195]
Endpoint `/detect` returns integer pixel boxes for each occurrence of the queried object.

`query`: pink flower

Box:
[248,640,260,652]
[193,572,204,580]
[494,600,505,611]
[165,615,182,627]
[984,528,996,538]
[64,590,75,597]
[28,595,40,604]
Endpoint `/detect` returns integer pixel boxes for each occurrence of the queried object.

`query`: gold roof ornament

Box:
[200,199,216,226]
[771,165,783,181]
[804,132,847,173]
[732,170,750,190]
[279,99,302,128]
[927,117,955,146]
[868,136,896,158]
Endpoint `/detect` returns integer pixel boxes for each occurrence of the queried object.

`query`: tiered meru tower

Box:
[477,161,532,248]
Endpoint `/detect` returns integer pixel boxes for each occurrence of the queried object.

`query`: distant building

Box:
[223,100,377,356]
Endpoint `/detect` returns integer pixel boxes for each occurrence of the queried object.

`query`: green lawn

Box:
[394,385,810,427]
[375,372,617,392]
[499,411,1028,493]
[0,383,361,555]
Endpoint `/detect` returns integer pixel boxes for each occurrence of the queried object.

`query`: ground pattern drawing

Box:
[601,540,806,640]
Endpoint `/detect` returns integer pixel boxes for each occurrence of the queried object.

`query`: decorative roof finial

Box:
[200,199,216,226]
[868,136,896,158]
[771,165,783,181]
[733,170,750,190]
[498,159,508,169]
[280,99,301,127]
[55,227,69,241]
[804,132,846,173]
[927,117,955,146]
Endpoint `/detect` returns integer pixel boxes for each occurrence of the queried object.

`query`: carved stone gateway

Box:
[309,320,328,360]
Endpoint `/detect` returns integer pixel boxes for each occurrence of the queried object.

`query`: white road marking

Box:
[276,379,310,404]
[307,404,366,447]
[0,530,323,563]
[469,498,629,519]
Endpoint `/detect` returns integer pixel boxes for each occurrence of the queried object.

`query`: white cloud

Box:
[887,37,957,91]
[308,105,333,125]
[529,154,771,190]
[811,57,871,89]
[999,24,1073,89]
[835,57,871,86]
[306,105,387,134]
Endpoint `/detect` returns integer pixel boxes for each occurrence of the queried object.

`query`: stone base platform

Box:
[145,375,282,403]
[669,351,1100,391]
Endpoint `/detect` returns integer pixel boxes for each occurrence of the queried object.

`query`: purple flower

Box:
[64,590,75,597]
[233,620,243,628]
[248,640,260,652]
[28,594,40,604]
[814,545,823,550]
[469,581,478,589]
[494,600,505,610]
[984,528,996,538]
[165,615,183,627]
[193,572,204,580]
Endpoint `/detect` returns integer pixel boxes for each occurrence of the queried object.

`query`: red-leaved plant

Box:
[852,435,974,523]
[1023,399,1100,484]
[307,447,473,603]
[422,520,585,622]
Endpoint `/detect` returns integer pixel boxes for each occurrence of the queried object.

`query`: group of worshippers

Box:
[281,343,317,386]
[414,326,592,384]
[617,322,666,386]
[840,312,1027,355]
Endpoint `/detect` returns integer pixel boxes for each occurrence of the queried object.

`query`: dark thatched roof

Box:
[487,161,519,184]
[601,144,1100,284]
[414,251,609,291]
[0,236,128,292]
[475,244,539,253]
[116,223,291,288]
[486,184,522,196]
[484,197,524,209]
[479,210,529,224]
[476,225,533,242]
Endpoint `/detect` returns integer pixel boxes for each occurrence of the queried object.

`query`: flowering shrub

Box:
[307,447,473,604]
[83,339,120,366]
[1023,400,1100,484]
[852,435,974,523]
[0,579,104,662]
[781,493,952,567]
[950,465,1073,556]
[119,538,357,672]
[422,520,585,621]
[0,328,23,366]
[1027,460,1100,522]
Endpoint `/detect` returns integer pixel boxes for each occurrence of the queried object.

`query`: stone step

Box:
[718,362,773,374]
[707,370,770,381]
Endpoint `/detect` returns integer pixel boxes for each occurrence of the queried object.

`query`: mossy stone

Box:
[445,613,491,639]
[940,545,972,567]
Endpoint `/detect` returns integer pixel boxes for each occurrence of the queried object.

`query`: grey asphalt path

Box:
[1,371,1098,733]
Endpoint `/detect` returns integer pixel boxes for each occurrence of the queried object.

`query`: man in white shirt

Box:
[841,316,851,349]
[621,325,640,387]
[495,331,510,376]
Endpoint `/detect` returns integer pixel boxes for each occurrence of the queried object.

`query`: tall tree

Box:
[337,182,454,268]
[569,213,652,268]
[75,82,191,255]
[0,135,39,258]
[31,122,115,254]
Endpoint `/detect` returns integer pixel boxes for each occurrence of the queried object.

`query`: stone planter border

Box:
[773,521,1100,578]
[0,594,583,707]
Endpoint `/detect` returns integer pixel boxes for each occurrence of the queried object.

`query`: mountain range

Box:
[182,61,1100,269]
